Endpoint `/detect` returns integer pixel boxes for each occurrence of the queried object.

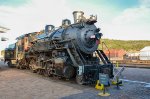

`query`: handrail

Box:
[102,42,110,60]
[96,50,107,64]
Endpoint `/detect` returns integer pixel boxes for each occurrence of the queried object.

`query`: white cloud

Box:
[101,0,150,40]
[112,6,150,25]
[0,0,72,50]
[140,0,150,7]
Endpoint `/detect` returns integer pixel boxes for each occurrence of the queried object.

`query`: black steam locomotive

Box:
[14,11,114,84]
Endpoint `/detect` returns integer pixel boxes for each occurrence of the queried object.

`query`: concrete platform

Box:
[0,61,150,99]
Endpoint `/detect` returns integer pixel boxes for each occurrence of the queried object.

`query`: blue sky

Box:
[70,0,140,9]
[0,0,30,6]
[0,0,150,50]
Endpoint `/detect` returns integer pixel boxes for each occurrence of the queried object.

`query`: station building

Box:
[140,46,150,60]
[104,49,126,60]
[124,51,140,60]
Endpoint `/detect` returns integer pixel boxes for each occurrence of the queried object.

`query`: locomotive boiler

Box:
[16,11,114,84]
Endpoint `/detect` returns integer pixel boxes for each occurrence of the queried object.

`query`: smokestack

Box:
[73,11,84,23]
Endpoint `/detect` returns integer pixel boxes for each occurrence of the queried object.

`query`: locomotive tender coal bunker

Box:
[16,11,114,85]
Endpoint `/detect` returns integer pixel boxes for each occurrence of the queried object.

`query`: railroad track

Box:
[111,60,150,68]
[119,64,150,69]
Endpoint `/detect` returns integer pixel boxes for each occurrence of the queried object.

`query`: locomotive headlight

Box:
[95,33,103,40]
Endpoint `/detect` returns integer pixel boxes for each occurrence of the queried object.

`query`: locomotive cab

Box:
[4,43,16,67]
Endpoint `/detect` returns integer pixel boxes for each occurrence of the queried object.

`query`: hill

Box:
[98,39,150,51]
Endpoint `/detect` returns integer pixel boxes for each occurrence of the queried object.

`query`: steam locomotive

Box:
[6,11,114,84]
